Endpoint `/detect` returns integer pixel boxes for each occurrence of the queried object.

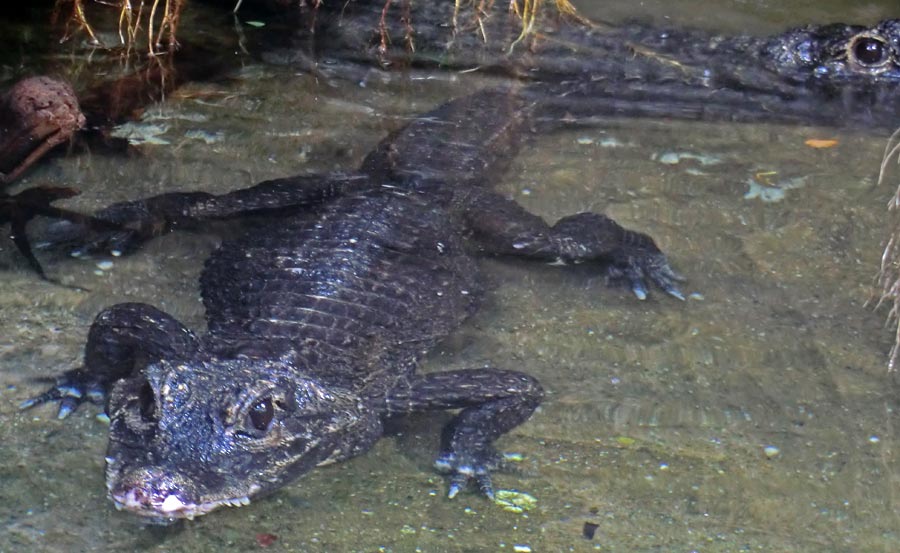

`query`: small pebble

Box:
[598,137,624,147]
[96,260,114,270]
[657,152,681,164]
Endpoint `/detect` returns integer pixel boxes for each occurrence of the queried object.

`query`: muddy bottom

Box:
[2,1,900,552]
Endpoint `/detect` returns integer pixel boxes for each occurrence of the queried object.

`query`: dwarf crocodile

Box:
[22,87,683,522]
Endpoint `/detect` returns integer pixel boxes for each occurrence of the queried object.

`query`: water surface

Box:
[2,1,900,551]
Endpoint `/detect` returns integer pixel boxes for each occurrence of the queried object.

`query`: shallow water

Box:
[2,1,900,551]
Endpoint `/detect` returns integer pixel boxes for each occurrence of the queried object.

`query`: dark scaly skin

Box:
[271,2,900,128]
[21,87,682,522]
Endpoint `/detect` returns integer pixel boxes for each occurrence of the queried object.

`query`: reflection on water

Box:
[2,1,900,551]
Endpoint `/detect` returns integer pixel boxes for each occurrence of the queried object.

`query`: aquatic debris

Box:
[507,0,588,51]
[0,76,85,185]
[255,533,277,547]
[582,521,599,539]
[110,121,170,145]
[576,136,626,147]
[743,173,807,203]
[763,445,780,459]
[804,138,839,149]
[598,137,625,148]
[493,490,537,513]
[143,111,209,123]
[54,0,184,54]
[875,126,900,371]
[184,129,224,144]
[653,151,722,166]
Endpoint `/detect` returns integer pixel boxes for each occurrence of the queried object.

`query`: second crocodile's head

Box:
[103,354,380,523]
[763,19,900,85]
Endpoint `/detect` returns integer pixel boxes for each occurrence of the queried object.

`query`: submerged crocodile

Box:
[279,2,900,128]
[23,87,682,522]
[17,8,900,522]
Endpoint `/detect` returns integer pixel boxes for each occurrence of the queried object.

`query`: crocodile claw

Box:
[448,470,495,500]
[609,251,686,301]
[434,451,503,500]
[19,368,106,418]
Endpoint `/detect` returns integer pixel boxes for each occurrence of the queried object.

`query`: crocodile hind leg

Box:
[384,368,544,498]
[21,302,198,418]
[459,188,685,299]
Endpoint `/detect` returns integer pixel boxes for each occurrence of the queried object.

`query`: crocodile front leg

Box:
[48,173,373,256]
[459,189,685,299]
[21,302,198,418]
[384,369,543,499]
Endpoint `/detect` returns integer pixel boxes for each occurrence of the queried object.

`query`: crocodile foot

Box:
[607,250,686,301]
[434,450,514,500]
[2,186,124,283]
[19,368,106,419]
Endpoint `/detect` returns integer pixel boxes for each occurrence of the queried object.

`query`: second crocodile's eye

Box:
[850,35,890,68]
[249,397,274,431]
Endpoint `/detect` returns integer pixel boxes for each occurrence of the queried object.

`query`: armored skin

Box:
[22,87,682,522]
[305,3,900,129]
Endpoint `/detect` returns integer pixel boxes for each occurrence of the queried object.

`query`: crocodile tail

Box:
[359,87,533,190]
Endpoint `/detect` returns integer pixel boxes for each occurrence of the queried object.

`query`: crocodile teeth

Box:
[160,494,186,513]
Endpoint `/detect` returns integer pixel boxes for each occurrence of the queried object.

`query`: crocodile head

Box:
[103,355,379,522]
[763,19,900,84]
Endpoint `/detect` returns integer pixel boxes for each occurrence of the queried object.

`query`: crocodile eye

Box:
[248,397,274,431]
[849,35,890,68]
[138,381,157,422]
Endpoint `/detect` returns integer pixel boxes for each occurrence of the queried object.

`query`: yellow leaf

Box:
[804,138,839,149]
